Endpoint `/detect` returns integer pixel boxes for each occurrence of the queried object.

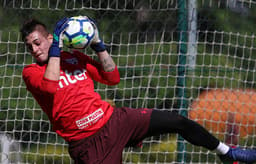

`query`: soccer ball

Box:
[63,16,95,49]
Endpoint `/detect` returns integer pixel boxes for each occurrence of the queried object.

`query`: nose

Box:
[31,44,39,54]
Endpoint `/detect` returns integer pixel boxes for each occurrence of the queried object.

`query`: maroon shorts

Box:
[68,107,153,164]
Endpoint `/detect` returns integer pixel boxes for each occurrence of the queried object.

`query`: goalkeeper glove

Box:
[49,17,69,57]
[218,147,256,163]
[88,18,106,53]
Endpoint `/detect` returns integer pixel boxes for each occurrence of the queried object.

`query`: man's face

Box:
[25,30,53,63]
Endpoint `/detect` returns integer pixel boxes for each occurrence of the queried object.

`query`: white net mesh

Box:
[2,0,256,9]
[0,0,256,163]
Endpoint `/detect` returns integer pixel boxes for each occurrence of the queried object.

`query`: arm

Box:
[44,57,60,81]
[89,18,116,73]
[88,18,120,84]
[96,50,116,72]
[45,17,69,82]
[30,18,69,93]
[22,64,59,94]
[72,50,119,85]
[22,56,61,94]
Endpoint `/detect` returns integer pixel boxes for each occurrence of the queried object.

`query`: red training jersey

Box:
[22,51,120,142]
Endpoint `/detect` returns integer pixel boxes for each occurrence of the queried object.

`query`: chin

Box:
[37,56,49,64]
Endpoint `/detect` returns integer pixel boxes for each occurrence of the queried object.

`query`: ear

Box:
[47,34,53,43]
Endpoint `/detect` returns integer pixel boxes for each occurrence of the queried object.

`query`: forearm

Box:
[97,50,116,72]
[44,57,60,81]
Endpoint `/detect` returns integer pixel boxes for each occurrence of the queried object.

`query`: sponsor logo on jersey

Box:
[58,69,87,89]
[76,108,104,129]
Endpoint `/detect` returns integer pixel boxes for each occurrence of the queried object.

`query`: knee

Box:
[149,109,194,134]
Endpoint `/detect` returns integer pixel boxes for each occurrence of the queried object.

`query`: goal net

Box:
[0,0,256,163]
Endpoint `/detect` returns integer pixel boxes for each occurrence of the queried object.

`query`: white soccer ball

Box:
[63,16,95,49]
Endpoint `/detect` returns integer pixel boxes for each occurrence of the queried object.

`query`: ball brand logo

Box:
[58,69,87,88]
[76,108,104,129]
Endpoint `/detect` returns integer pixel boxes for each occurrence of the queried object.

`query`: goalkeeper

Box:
[20,17,256,164]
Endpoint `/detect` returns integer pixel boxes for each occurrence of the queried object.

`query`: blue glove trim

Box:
[49,46,61,57]
[90,41,106,53]
[53,33,59,42]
